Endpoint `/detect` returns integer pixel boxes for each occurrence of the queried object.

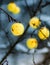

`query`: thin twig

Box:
[33,50,36,65]
[8,15,11,22]
[25,0,33,17]
[0,8,17,22]
[34,0,42,15]
[31,29,37,37]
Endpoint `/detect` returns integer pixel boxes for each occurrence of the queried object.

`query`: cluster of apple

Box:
[7,2,50,50]
[26,17,49,49]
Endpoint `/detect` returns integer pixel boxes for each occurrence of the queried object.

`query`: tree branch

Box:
[42,2,50,8]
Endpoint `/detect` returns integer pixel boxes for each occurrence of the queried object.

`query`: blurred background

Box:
[0,0,50,65]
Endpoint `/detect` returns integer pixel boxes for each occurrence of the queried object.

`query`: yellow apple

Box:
[38,27,49,40]
[26,38,38,49]
[29,17,41,29]
[11,23,24,36]
[7,2,20,14]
